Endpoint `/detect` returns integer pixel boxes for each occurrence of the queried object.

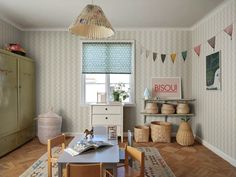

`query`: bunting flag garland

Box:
[181,51,187,61]
[161,54,166,63]
[194,45,201,57]
[207,36,216,50]
[139,22,234,63]
[153,52,157,61]
[224,24,233,40]
[170,53,177,63]
[146,50,150,58]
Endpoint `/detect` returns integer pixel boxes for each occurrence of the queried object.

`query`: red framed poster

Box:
[152,77,182,99]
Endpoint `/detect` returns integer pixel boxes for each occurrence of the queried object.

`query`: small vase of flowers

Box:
[112,83,129,102]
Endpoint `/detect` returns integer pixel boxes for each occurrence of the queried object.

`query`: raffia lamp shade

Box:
[69,4,115,39]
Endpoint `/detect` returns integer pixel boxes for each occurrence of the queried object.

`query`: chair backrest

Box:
[66,163,102,177]
[47,134,66,158]
[47,134,66,177]
[125,146,145,177]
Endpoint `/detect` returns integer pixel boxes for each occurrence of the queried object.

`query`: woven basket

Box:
[134,125,150,142]
[176,103,190,114]
[151,121,171,143]
[145,102,158,114]
[176,122,194,146]
[161,104,175,114]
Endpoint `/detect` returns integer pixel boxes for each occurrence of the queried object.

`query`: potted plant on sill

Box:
[112,83,129,102]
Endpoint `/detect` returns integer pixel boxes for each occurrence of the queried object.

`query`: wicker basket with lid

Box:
[37,109,62,144]
[145,102,158,114]
[176,121,194,146]
[161,104,175,114]
[176,103,190,114]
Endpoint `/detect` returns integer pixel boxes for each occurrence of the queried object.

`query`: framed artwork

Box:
[152,77,182,99]
[107,125,117,140]
[206,51,221,90]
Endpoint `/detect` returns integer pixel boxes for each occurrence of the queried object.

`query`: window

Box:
[81,41,135,104]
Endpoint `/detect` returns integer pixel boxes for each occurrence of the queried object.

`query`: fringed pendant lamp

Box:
[69,4,115,39]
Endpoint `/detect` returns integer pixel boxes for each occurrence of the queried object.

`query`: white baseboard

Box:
[195,136,236,167]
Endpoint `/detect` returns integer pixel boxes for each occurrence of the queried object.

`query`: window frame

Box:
[80,40,135,106]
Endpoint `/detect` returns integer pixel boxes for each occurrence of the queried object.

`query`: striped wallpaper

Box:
[0,19,21,48]
[21,30,191,133]
[191,0,236,161]
[1,0,235,164]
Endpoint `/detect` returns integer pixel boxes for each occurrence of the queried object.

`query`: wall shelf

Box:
[141,98,195,123]
[140,112,194,123]
[140,112,194,116]
[143,98,195,102]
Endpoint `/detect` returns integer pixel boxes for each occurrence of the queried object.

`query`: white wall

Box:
[21,30,191,133]
[191,0,236,163]
[0,19,21,48]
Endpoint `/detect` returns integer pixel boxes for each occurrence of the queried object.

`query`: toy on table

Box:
[83,128,94,140]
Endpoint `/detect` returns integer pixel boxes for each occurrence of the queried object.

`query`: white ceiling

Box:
[0,0,227,30]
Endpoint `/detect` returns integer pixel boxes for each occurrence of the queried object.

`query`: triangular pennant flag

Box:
[208,36,216,50]
[161,54,166,63]
[224,24,233,40]
[194,45,201,56]
[170,53,177,63]
[153,52,157,61]
[181,51,187,61]
[146,50,150,58]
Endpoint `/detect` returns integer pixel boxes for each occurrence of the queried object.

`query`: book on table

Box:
[65,140,113,156]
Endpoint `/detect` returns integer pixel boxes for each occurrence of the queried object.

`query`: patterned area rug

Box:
[136,147,176,177]
[20,147,175,177]
[19,147,61,177]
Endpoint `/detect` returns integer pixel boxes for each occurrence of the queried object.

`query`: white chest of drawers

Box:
[90,104,123,142]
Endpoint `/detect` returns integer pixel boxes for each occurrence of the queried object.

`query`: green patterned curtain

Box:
[82,42,132,74]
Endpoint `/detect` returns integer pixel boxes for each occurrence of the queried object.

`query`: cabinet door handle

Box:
[105,108,108,110]
[105,117,108,119]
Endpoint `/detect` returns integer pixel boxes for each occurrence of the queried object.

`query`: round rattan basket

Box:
[151,121,171,143]
[161,104,175,114]
[134,125,150,142]
[176,103,190,114]
[176,121,194,146]
[145,102,158,114]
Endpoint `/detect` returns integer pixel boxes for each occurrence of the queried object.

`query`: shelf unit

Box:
[142,98,195,102]
[141,98,195,123]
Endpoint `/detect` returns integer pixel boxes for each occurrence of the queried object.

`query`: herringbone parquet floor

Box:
[0,138,235,177]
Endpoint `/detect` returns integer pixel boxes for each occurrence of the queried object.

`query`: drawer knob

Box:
[105,108,108,110]
[105,117,108,119]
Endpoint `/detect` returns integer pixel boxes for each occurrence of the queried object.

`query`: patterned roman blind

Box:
[82,42,132,74]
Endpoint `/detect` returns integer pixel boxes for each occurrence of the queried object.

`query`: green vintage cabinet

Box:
[0,50,35,157]
[0,52,18,138]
